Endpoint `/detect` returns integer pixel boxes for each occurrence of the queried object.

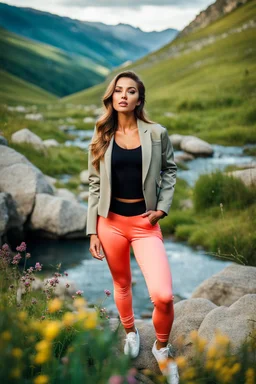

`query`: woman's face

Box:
[112,77,141,113]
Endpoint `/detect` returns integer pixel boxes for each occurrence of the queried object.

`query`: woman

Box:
[87,71,179,383]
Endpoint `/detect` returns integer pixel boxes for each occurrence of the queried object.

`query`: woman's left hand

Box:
[141,210,166,225]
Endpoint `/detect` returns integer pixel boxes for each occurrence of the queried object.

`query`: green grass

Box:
[0,70,56,105]
[62,0,256,145]
[0,28,107,97]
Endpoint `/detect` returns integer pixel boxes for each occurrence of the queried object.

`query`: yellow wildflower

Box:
[245,368,255,384]
[48,298,62,313]
[189,329,199,342]
[196,336,208,353]
[35,340,51,352]
[175,356,187,369]
[206,345,218,359]
[11,348,23,359]
[43,320,61,340]
[205,359,214,370]
[34,374,49,384]
[62,312,76,327]
[181,366,196,380]
[1,330,11,341]
[214,330,230,347]
[10,367,21,379]
[83,309,97,329]
[17,311,27,321]
[76,308,88,322]
[230,362,241,375]
[73,297,87,309]
[34,351,51,365]
[30,320,41,332]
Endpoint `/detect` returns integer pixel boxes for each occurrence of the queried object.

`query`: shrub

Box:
[193,171,255,212]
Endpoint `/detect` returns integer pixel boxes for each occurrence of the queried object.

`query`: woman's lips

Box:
[119,102,128,106]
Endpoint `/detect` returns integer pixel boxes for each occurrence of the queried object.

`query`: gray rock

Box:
[44,175,57,186]
[80,170,89,184]
[198,294,256,355]
[0,145,30,168]
[0,164,54,223]
[0,136,8,146]
[29,193,87,236]
[180,136,213,156]
[191,264,256,306]
[11,128,45,150]
[169,134,185,148]
[0,192,23,245]
[170,298,217,359]
[43,139,59,147]
[228,168,256,186]
[174,152,195,162]
[55,188,78,203]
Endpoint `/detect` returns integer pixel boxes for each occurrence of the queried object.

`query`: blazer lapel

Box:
[104,118,152,187]
[104,135,114,187]
[137,118,152,185]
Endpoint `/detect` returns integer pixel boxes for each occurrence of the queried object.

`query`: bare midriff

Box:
[114,197,145,203]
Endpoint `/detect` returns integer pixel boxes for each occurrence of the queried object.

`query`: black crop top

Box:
[111,139,144,199]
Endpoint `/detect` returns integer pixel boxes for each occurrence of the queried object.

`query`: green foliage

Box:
[193,171,256,211]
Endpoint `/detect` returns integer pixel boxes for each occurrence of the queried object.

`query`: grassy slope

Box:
[0,28,108,97]
[0,70,57,105]
[62,0,256,145]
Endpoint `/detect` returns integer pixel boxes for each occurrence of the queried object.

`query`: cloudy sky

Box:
[3,0,215,31]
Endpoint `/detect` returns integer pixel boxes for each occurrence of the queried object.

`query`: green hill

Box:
[0,70,57,105]
[0,28,108,97]
[62,0,256,145]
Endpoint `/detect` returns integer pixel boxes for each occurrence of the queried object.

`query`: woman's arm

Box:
[156,127,177,216]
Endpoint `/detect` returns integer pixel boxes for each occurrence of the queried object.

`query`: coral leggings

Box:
[97,211,174,342]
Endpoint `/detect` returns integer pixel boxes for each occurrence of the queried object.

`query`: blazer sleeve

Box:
[86,126,100,236]
[156,127,177,216]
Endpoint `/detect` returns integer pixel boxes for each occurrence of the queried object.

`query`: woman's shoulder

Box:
[146,121,167,140]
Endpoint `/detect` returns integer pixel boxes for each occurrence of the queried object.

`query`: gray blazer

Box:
[86,118,177,236]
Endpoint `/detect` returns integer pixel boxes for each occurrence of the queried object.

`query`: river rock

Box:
[180,136,213,156]
[43,139,59,147]
[11,128,45,150]
[174,152,195,162]
[228,168,256,186]
[169,134,185,148]
[0,163,54,223]
[29,193,87,236]
[191,264,256,306]
[44,175,57,186]
[0,136,8,146]
[55,188,78,203]
[198,294,256,355]
[80,170,89,184]
[0,192,23,234]
[170,298,217,359]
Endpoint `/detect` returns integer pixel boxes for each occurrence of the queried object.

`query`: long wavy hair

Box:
[90,71,153,172]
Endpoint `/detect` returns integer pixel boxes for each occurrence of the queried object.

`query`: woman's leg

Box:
[97,214,135,330]
[131,234,174,343]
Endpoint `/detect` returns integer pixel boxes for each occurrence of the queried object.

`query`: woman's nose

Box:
[121,92,127,99]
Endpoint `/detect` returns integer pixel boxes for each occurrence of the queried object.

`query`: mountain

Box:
[177,0,250,38]
[0,27,108,97]
[61,0,256,145]
[0,70,57,104]
[0,2,178,70]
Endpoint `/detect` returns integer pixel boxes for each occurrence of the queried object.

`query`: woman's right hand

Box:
[89,234,105,261]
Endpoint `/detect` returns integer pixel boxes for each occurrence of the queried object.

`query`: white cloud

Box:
[2,0,214,31]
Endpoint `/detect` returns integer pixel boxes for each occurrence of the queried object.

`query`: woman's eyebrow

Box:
[115,85,137,89]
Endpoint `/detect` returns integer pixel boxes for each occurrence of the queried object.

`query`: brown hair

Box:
[90,70,153,171]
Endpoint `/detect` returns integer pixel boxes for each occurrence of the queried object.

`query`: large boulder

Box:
[191,264,256,306]
[0,163,54,223]
[180,136,213,156]
[55,188,78,203]
[11,128,45,150]
[169,134,185,149]
[0,192,23,247]
[169,298,217,359]
[28,193,87,237]
[228,168,256,186]
[198,294,256,355]
[0,144,30,168]
[43,139,59,147]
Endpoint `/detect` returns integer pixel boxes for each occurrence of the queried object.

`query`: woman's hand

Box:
[89,234,105,261]
[141,210,166,225]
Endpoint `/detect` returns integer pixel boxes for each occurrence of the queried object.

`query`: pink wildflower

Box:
[26,253,31,259]
[76,290,83,296]
[16,242,26,252]
[35,262,42,271]
[66,283,70,288]
[11,253,22,265]
[64,271,68,276]
[108,376,123,384]
[104,289,111,296]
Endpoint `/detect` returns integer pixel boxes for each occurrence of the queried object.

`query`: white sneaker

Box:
[124,328,140,358]
[152,340,179,384]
